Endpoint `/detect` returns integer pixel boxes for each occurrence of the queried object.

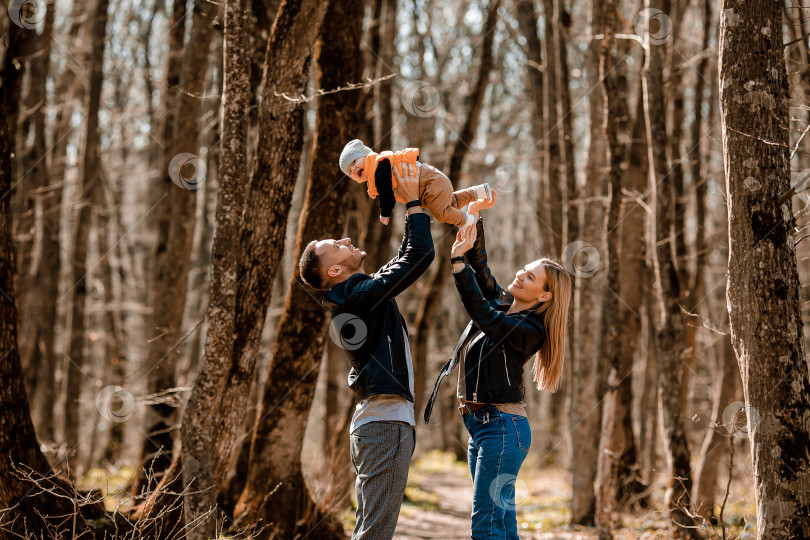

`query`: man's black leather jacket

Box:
[324,213,434,402]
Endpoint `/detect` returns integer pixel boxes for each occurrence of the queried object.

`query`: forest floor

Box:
[341,451,757,540]
[76,449,756,539]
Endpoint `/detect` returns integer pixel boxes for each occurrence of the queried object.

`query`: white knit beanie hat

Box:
[339,139,373,176]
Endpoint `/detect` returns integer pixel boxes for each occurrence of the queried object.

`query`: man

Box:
[298,162,434,539]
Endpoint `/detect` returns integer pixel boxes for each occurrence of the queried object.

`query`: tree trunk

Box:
[0,0,48,517]
[692,334,739,520]
[17,0,53,381]
[720,1,810,537]
[411,0,501,424]
[17,0,56,441]
[179,0,251,536]
[682,0,712,413]
[130,0,187,495]
[540,0,563,257]
[516,0,552,254]
[140,0,218,483]
[84,183,126,471]
[667,3,695,416]
[32,0,84,444]
[569,0,607,525]
[0,14,126,538]
[360,0,397,279]
[557,0,578,458]
[595,1,637,534]
[638,262,659,488]
[63,0,111,456]
[205,3,328,495]
[375,0,396,151]
[557,0,577,247]
[324,339,342,446]
[643,0,699,536]
[616,76,650,507]
[361,0,383,147]
[232,2,358,537]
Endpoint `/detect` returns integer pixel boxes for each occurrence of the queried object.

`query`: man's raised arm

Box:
[350,163,434,306]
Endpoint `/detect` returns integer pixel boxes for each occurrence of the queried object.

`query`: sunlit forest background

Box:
[2,0,809,538]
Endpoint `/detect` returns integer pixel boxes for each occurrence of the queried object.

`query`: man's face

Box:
[316,238,366,283]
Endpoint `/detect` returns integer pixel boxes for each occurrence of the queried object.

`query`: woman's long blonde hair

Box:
[529,258,572,392]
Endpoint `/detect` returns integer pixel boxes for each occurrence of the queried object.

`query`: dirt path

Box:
[394,460,597,539]
[345,448,753,539]
[395,469,473,539]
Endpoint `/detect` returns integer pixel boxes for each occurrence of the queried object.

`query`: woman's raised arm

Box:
[463,218,506,301]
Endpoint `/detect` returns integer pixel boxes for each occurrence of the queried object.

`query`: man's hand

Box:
[393,161,421,203]
[380,216,390,225]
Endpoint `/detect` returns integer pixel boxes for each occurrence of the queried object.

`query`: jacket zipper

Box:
[473,336,483,402]
[387,334,394,372]
[503,346,511,386]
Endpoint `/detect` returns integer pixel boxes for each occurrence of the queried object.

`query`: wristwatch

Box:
[405,200,421,209]
[450,255,466,264]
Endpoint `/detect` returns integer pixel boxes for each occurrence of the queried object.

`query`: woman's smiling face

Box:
[507,259,551,305]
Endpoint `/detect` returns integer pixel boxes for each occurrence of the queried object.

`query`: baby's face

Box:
[347,156,366,183]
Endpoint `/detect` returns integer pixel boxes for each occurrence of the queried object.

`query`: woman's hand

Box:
[468,188,497,218]
[451,228,475,258]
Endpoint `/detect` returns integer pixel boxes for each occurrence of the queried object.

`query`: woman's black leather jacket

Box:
[424,218,546,423]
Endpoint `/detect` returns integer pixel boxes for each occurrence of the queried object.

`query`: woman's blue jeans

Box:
[462,405,531,540]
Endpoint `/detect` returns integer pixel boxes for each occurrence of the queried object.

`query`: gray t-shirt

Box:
[350,326,416,433]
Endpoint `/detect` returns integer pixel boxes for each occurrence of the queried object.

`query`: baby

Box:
[339,139,491,228]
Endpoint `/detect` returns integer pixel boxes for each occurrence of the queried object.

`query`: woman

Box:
[424,193,572,539]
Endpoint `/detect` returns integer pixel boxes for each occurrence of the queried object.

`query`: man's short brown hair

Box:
[299,240,327,289]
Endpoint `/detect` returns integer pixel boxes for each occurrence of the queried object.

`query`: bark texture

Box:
[208,3,328,492]
[616,77,650,506]
[17,0,57,442]
[0,11,125,538]
[594,1,636,534]
[361,0,396,282]
[516,0,551,254]
[232,1,359,537]
[540,0,563,257]
[643,0,699,536]
[179,0,251,536]
[720,1,810,537]
[570,0,607,525]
